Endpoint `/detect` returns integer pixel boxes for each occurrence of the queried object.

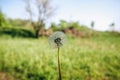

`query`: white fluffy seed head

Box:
[48,31,66,48]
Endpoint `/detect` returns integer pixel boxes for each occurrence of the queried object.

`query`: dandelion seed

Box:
[48,31,66,48]
[48,31,66,80]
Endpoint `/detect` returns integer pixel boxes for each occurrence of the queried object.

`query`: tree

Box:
[110,23,115,27]
[24,0,55,38]
[91,21,94,29]
[109,22,115,31]
[0,8,6,27]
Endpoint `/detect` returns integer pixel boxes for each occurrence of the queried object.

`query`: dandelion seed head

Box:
[48,31,66,48]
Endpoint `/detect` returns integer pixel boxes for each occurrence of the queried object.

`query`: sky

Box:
[0,0,120,31]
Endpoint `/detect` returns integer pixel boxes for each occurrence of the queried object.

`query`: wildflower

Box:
[48,31,66,80]
[48,31,66,48]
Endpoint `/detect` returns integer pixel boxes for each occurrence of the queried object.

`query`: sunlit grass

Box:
[0,33,120,80]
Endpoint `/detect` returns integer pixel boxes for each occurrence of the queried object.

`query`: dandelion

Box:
[48,31,66,80]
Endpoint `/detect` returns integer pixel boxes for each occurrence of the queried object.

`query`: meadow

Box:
[0,31,120,80]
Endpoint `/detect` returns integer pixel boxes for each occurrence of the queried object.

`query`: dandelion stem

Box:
[58,47,62,80]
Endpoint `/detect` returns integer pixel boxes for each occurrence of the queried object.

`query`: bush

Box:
[0,27,35,38]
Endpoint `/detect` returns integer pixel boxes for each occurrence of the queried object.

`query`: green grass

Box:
[0,32,120,80]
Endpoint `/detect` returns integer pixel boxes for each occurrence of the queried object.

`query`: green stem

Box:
[58,47,62,80]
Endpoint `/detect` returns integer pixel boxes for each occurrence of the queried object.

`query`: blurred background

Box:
[0,0,120,80]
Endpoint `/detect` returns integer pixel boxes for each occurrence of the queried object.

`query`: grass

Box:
[0,31,120,80]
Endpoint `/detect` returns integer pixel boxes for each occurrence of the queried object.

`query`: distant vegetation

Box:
[0,15,96,38]
[0,10,119,38]
[0,9,7,27]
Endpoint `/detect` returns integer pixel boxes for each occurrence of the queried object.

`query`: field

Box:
[0,32,120,80]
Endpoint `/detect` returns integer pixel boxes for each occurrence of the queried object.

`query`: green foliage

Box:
[0,32,120,80]
[6,18,30,28]
[50,22,58,31]
[58,20,80,29]
[50,20,89,31]
[0,27,35,38]
[0,10,7,27]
